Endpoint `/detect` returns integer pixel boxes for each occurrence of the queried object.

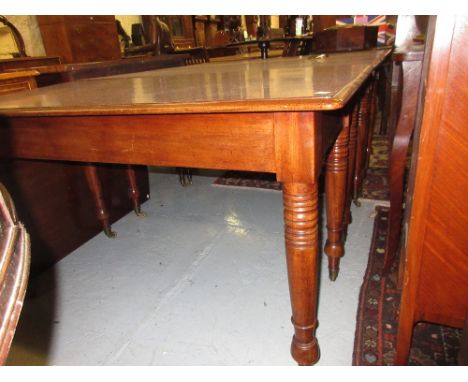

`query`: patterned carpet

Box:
[212,171,281,192]
[359,134,389,203]
[352,206,462,366]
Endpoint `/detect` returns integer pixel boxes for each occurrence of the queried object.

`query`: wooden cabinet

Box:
[37,16,121,63]
[395,15,468,364]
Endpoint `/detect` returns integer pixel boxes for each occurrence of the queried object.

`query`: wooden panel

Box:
[37,18,73,63]
[66,21,121,63]
[413,16,468,325]
[37,16,121,63]
[0,114,276,173]
[396,15,468,365]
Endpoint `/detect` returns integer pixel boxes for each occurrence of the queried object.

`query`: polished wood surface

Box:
[395,15,468,365]
[0,49,390,115]
[0,49,389,365]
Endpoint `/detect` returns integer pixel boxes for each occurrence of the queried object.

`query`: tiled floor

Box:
[7,169,378,366]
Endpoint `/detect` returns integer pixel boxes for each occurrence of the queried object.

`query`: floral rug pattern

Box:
[352,206,462,366]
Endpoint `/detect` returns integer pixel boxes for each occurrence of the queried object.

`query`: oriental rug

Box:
[352,206,462,366]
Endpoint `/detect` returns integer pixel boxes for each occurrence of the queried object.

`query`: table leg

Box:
[324,113,350,281]
[353,83,372,206]
[126,165,145,216]
[282,182,320,365]
[344,104,359,233]
[177,167,193,186]
[83,163,116,238]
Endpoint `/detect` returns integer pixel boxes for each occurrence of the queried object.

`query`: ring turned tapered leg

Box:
[344,104,359,234]
[282,182,320,365]
[324,115,350,281]
[353,83,372,206]
[83,164,116,238]
[126,165,145,216]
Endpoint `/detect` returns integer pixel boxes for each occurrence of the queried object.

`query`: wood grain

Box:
[396,15,468,365]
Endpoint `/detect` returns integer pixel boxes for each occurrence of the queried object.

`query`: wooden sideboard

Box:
[395,15,468,364]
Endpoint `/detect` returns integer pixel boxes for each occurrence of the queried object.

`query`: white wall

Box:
[1,16,45,57]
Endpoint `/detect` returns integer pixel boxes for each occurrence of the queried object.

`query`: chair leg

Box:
[83,163,116,238]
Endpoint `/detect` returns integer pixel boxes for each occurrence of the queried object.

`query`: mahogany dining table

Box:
[0,49,390,365]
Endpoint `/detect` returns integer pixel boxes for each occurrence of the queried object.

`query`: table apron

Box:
[1,113,278,173]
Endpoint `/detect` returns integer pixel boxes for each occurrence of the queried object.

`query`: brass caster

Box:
[134,206,146,217]
[104,226,117,238]
[329,268,339,282]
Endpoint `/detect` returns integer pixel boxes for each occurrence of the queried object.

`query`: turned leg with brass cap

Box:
[177,167,193,186]
[83,163,116,238]
[353,81,372,206]
[126,165,145,216]
[324,113,350,281]
[282,182,320,365]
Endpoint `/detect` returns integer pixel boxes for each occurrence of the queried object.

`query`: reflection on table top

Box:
[0,49,390,117]
[210,50,284,62]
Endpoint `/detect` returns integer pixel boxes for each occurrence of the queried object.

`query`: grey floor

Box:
[7,168,379,366]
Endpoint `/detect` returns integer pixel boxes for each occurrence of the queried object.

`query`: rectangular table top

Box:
[0,49,390,117]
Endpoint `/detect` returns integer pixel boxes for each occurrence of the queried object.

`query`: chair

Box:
[0,183,30,364]
[0,16,27,58]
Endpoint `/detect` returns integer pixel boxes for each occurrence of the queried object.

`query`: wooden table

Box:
[0,49,390,365]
